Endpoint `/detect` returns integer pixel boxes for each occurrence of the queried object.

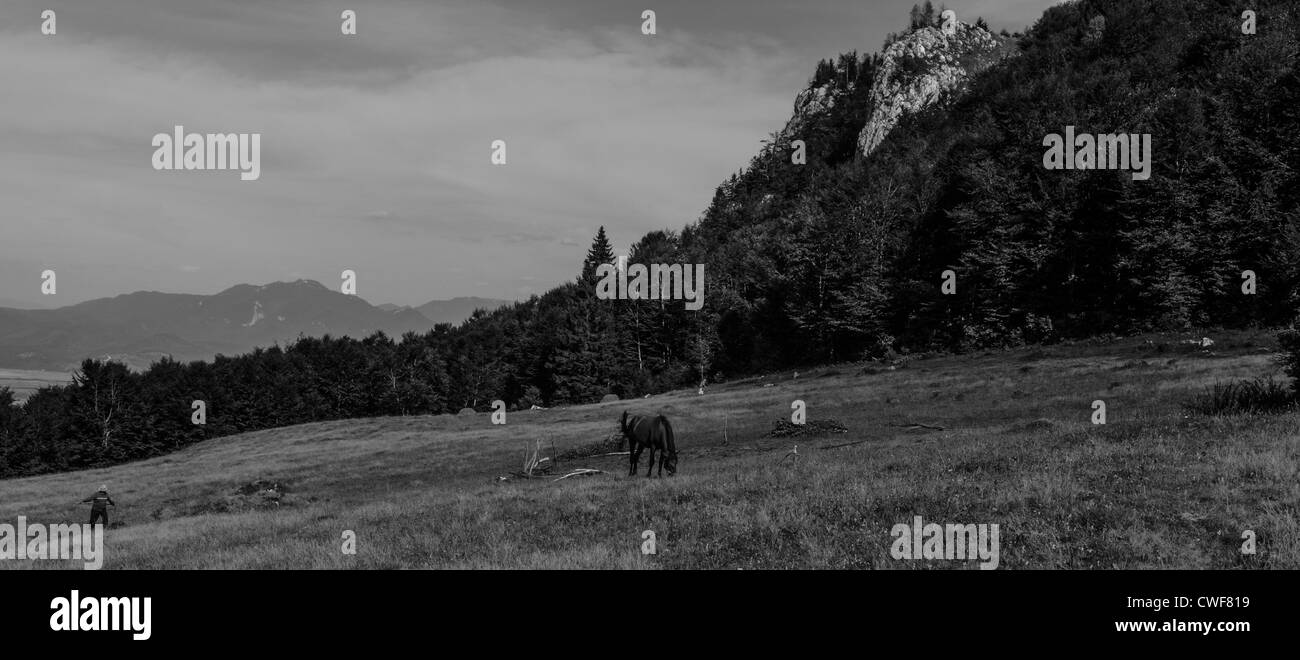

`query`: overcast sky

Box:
[0,0,1057,307]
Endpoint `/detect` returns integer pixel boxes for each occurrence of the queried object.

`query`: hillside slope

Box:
[2,330,1294,569]
[683,0,1300,372]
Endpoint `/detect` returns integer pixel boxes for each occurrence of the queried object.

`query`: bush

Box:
[1184,376,1296,416]
[888,53,932,87]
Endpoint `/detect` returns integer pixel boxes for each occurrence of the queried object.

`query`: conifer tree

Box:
[580,226,615,285]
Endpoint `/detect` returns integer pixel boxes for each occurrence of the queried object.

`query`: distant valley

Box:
[0,368,72,403]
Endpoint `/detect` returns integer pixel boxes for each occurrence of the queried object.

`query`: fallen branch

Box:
[553,468,604,482]
[589,451,630,458]
[504,467,555,479]
[890,422,946,431]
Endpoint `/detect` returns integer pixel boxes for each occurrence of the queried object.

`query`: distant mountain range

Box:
[0,281,510,371]
[376,297,512,325]
[0,297,50,309]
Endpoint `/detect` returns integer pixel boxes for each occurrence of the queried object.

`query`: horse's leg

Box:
[632,444,646,476]
[628,444,637,476]
[645,446,655,477]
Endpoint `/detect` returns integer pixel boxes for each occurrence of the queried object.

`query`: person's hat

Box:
[99,485,107,491]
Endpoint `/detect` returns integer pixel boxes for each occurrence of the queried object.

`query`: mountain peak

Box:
[857,21,1014,156]
[260,279,331,292]
[216,279,330,297]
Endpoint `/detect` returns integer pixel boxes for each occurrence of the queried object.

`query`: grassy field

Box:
[1,329,1297,569]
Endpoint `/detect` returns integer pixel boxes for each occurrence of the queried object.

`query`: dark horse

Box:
[620,411,678,477]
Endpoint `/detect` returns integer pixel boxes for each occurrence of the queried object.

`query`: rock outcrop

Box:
[857,22,1014,156]
[781,78,849,139]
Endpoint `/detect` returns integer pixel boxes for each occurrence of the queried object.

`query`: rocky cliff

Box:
[782,75,852,139]
[857,22,1014,156]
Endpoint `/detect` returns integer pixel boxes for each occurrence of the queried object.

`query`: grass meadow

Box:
[1,329,1297,569]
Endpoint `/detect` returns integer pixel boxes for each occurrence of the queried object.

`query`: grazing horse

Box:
[620,411,678,477]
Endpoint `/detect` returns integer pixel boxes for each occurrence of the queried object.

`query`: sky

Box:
[0,0,1059,308]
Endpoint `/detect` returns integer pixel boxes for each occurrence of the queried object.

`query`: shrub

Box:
[888,53,932,87]
[1184,376,1296,416]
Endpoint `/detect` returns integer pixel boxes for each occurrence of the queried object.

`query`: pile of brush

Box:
[765,418,849,438]
[508,439,553,478]
[496,438,609,483]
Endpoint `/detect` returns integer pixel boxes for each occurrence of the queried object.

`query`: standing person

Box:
[81,485,115,527]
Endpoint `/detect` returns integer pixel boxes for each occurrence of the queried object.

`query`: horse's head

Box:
[663,450,677,475]
[620,410,630,435]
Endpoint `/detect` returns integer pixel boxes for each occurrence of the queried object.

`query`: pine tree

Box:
[580,226,616,285]
[908,4,924,31]
[812,59,835,87]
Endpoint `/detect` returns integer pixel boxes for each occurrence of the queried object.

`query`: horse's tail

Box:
[658,416,676,455]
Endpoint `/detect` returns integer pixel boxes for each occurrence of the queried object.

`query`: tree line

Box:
[0,227,711,477]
